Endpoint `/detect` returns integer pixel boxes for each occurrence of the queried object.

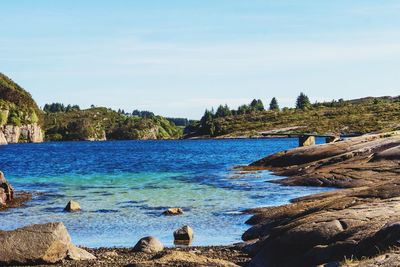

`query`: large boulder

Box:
[133,236,164,253]
[0,171,14,207]
[0,222,95,265]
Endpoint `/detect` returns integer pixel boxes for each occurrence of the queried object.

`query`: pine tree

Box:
[296,92,311,110]
[215,104,231,117]
[250,99,264,112]
[269,97,279,111]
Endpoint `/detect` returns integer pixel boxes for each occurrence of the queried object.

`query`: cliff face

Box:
[0,123,43,144]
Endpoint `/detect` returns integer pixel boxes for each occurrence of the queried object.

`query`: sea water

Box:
[0,138,330,247]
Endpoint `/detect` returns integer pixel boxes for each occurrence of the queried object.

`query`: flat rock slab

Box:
[242,132,400,267]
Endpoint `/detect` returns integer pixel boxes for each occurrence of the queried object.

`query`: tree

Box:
[200,109,214,127]
[269,97,279,111]
[237,104,250,115]
[256,99,265,111]
[200,109,216,135]
[296,92,311,110]
[215,104,232,117]
[250,99,264,112]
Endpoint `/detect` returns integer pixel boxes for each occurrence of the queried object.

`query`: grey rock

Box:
[133,236,164,253]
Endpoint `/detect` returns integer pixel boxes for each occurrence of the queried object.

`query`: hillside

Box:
[185,96,400,138]
[44,107,182,141]
[0,73,43,144]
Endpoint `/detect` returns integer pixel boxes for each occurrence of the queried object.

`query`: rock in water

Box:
[0,222,95,265]
[133,236,164,253]
[64,200,81,212]
[163,207,184,216]
[0,171,14,207]
[174,225,194,244]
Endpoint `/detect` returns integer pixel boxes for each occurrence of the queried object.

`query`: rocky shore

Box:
[242,132,400,266]
[32,246,250,267]
[3,132,400,266]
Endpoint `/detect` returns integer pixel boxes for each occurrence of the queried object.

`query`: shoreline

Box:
[3,132,400,266]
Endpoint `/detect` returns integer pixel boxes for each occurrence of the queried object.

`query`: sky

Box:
[1,0,400,119]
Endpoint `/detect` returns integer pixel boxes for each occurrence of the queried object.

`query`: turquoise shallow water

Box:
[0,138,330,247]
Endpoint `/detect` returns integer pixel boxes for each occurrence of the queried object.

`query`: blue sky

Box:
[1,0,400,119]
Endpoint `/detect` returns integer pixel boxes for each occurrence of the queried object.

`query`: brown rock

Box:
[174,225,194,244]
[138,250,239,267]
[64,200,81,212]
[0,171,14,207]
[163,208,184,216]
[0,130,7,145]
[67,245,96,261]
[133,236,164,253]
[0,222,95,265]
[241,132,400,267]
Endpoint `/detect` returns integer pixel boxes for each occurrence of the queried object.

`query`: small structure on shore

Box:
[260,132,341,147]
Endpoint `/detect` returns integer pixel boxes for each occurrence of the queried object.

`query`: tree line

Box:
[195,93,312,136]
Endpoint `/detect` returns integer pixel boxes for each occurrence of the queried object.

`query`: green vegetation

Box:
[44,106,182,141]
[185,95,400,138]
[296,92,311,110]
[43,103,80,113]
[166,117,192,127]
[0,73,42,126]
[269,97,279,111]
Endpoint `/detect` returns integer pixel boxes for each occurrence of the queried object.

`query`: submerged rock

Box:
[163,207,184,216]
[133,236,164,253]
[64,200,81,212]
[174,225,194,244]
[0,222,95,265]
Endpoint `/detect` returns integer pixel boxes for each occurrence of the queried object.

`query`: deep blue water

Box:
[0,138,330,247]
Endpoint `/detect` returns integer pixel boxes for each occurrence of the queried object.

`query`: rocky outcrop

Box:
[0,171,14,207]
[0,123,43,144]
[0,131,7,144]
[0,222,95,265]
[242,132,400,267]
[133,236,164,253]
[3,125,20,143]
[21,123,44,143]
